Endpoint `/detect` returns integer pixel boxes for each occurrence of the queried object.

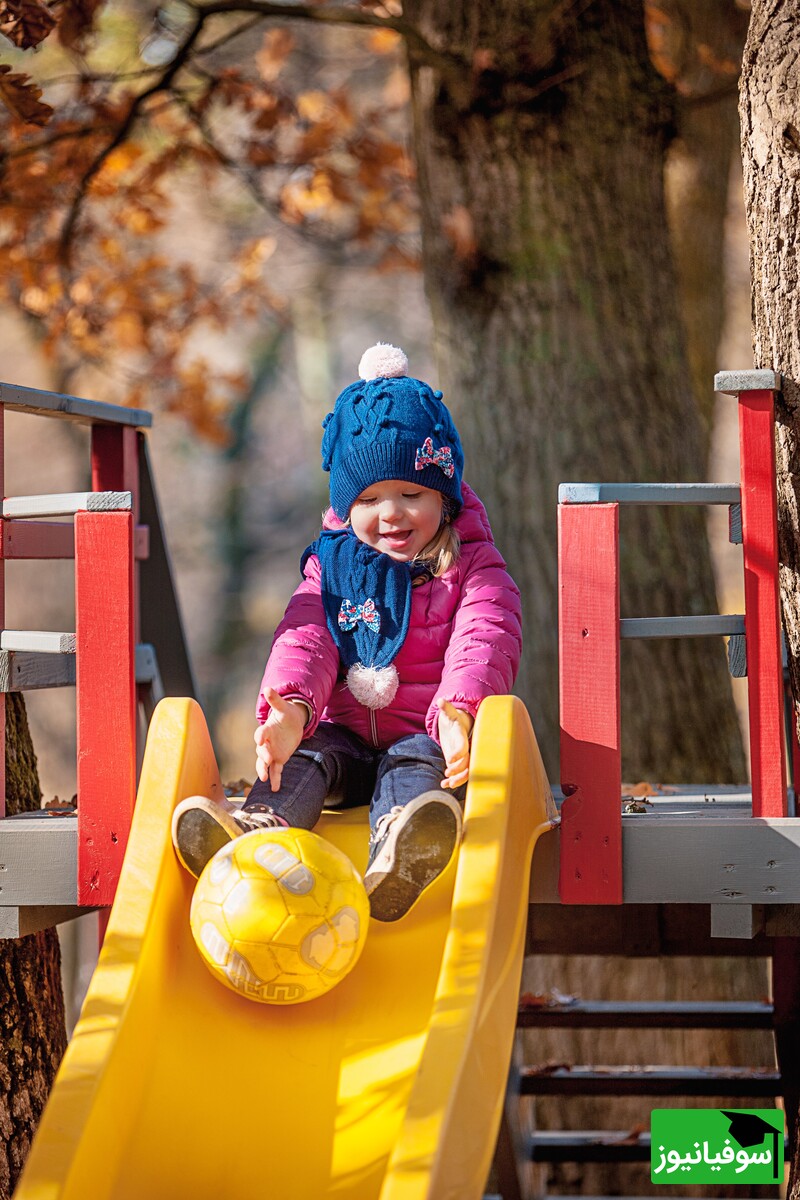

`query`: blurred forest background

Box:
[0,0,784,1195]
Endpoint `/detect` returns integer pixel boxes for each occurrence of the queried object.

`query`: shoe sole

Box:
[365,803,459,923]
[174,808,235,879]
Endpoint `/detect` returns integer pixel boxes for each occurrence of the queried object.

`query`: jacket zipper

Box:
[369,707,378,747]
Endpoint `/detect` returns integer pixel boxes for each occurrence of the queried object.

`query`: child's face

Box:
[349,479,443,561]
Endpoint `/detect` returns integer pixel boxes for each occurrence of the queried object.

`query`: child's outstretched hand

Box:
[437,699,474,790]
[254,688,307,792]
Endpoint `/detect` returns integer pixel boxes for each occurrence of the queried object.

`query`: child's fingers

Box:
[255,756,269,783]
[441,766,469,789]
[254,723,267,746]
[265,687,290,715]
[445,751,469,776]
[268,761,283,792]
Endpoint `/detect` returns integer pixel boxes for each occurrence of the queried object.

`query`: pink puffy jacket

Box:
[256,484,522,749]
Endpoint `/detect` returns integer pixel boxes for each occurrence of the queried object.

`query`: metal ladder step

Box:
[520,1064,782,1097]
[517,999,774,1029]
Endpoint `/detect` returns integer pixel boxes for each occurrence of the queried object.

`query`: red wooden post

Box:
[558,502,623,904]
[75,510,136,906]
[737,389,787,817]
[91,426,140,643]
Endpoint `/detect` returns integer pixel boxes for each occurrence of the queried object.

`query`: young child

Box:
[173,344,522,921]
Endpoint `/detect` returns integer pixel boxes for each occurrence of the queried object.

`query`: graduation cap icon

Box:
[721,1111,782,1181]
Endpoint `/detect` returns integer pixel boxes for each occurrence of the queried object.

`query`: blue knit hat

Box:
[321,344,464,520]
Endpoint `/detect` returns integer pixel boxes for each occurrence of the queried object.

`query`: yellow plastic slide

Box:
[17,695,553,1200]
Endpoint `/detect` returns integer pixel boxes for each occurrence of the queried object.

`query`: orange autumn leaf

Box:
[256,27,295,82]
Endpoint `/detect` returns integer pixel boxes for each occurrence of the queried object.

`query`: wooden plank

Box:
[0,818,76,903]
[527,902,777,957]
[75,511,136,907]
[0,631,75,653]
[710,903,764,939]
[0,522,148,560]
[530,1131,651,1163]
[0,644,160,692]
[559,482,741,505]
[520,1065,782,1097]
[517,1000,774,1029]
[0,521,73,559]
[558,503,622,903]
[738,389,787,816]
[2,491,132,519]
[716,368,781,394]
[623,816,800,902]
[0,650,74,691]
[534,813,800,905]
[0,905,95,939]
[0,381,151,428]
[620,614,744,639]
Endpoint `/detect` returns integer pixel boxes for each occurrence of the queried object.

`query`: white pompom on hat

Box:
[358,343,409,381]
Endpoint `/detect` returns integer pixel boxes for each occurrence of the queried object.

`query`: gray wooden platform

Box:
[531,787,800,921]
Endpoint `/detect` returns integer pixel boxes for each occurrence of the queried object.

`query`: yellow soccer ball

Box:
[190,827,369,1005]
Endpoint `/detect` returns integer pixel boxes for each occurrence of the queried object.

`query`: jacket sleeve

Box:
[256,555,340,737]
[426,544,523,740]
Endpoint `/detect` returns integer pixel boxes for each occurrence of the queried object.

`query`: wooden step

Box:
[2,491,132,518]
[0,644,162,692]
[520,1064,782,1097]
[530,1130,651,1163]
[517,999,774,1029]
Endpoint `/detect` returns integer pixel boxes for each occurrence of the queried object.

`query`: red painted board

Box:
[0,522,149,561]
[92,426,141,642]
[75,511,136,906]
[738,391,787,817]
[558,503,623,903]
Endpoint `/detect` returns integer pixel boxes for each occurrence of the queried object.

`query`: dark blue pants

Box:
[245,722,465,833]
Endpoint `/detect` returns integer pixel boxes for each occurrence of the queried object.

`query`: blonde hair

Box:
[415,495,461,577]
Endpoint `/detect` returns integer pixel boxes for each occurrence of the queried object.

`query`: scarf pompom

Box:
[346,663,399,709]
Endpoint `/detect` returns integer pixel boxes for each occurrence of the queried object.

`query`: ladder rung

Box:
[1,631,75,653]
[530,1131,651,1163]
[2,491,132,519]
[520,1065,782,1097]
[620,614,745,639]
[0,644,160,691]
[559,482,741,506]
[517,1000,774,1029]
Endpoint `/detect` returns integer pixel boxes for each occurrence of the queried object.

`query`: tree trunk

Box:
[740,5,800,1193]
[664,0,750,438]
[0,694,67,1197]
[405,0,746,783]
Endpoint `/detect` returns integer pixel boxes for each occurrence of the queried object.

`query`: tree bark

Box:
[405,0,746,782]
[0,694,67,1198]
[740,6,800,1193]
[664,0,750,437]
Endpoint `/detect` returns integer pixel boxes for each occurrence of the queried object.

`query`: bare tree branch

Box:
[58,7,207,264]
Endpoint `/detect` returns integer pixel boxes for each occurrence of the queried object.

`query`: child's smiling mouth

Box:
[380,530,413,549]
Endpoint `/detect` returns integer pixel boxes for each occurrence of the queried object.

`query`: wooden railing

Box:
[558,370,788,904]
[0,382,192,915]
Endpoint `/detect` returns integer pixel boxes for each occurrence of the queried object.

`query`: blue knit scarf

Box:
[302,529,428,670]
